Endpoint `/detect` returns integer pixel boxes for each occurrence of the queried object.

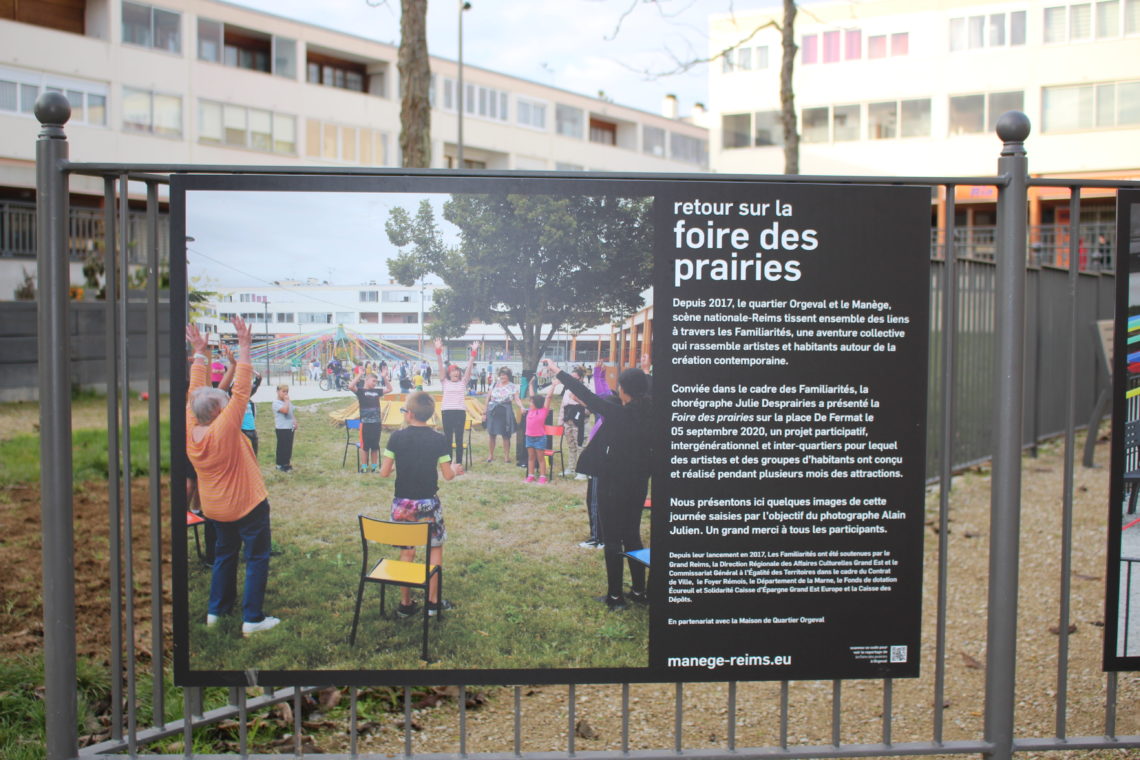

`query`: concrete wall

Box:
[0,300,170,402]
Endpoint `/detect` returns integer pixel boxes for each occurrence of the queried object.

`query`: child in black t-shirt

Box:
[379,391,458,617]
[350,371,391,472]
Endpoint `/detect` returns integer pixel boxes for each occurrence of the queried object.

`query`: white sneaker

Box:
[206,614,219,627]
[241,616,281,637]
[575,474,587,481]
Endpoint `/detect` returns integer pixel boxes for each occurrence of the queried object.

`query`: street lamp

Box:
[457,1,472,167]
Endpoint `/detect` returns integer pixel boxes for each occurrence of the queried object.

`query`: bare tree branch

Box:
[614,19,777,79]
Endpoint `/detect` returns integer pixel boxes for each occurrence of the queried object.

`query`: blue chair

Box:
[343,418,362,470]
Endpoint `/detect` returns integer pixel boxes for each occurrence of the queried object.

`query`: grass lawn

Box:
[185,395,649,676]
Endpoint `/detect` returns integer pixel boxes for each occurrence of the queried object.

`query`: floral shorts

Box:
[390,496,446,546]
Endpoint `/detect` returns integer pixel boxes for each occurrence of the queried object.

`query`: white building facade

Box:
[707,0,1139,256]
[0,0,710,299]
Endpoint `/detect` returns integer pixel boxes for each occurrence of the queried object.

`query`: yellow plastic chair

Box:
[349,515,442,661]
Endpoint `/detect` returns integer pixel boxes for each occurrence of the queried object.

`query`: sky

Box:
[186,190,456,289]
[227,0,781,118]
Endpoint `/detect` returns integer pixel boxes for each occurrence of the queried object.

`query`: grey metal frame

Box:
[32,91,1140,760]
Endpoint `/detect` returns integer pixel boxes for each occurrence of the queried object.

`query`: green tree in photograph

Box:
[385,194,653,371]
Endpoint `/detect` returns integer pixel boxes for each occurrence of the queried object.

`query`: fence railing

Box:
[28,94,1140,760]
[1,199,168,263]
[928,222,1118,272]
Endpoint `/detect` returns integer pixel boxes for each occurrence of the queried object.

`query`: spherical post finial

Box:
[995,110,1030,144]
[34,91,71,127]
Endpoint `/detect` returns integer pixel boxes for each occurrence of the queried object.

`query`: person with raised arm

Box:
[543,357,652,611]
[186,317,280,637]
[435,337,476,474]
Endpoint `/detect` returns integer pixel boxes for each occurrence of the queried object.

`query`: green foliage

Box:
[385,193,654,369]
[0,655,110,760]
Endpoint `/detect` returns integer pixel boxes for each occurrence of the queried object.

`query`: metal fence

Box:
[1,198,168,262]
[30,93,1140,760]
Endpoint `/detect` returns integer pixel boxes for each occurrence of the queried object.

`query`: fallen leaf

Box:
[1049,623,1078,635]
[960,651,983,670]
[576,718,599,740]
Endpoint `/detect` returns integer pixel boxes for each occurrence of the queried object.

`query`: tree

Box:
[609,0,800,174]
[367,0,431,168]
[385,194,653,372]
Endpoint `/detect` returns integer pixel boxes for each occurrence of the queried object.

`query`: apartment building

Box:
[0,0,710,298]
[707,0,1139,263]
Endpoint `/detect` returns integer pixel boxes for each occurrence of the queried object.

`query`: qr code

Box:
[890,645,907,663]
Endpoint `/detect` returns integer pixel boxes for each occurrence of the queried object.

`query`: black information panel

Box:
[649,183,931,680]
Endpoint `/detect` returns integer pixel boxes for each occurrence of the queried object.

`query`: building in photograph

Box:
[0,0,710,299]
[707,0,1139,266]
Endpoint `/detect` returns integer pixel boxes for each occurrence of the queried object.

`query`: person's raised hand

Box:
[232,316,252,348]
[434,337,443,354]
[222,344,236,364]
[544,358,561,375]
[640,352,651,373]
[186,324,208,355]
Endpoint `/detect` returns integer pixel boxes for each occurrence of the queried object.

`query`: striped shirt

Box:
[440,378,467,411]
[187,361,267,522]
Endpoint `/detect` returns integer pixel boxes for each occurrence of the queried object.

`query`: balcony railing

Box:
[0,200,169,265]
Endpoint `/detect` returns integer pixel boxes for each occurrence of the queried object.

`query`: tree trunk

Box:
[780,0,799,175]
[398,0,431,168]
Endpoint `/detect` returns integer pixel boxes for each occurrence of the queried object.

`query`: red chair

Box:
[187,510,207,563]
[543,424,565,478]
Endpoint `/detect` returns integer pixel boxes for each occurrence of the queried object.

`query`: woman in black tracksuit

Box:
[547,360,652,611]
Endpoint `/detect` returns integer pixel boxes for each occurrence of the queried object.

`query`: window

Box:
[555,162,584,171]
[802,107,830,143]
[306,51,369,92]
[643,125,666,156]
[949,94,985,134]
[802,34,818,63]
[360,312,379,324]
[868,35,887,58]
[1044,6,1068,41]
[305,119,389,164]
[0,66,108,126]
[276,313,294,323]
[124,87,181,136]
[122,2,181,53]
[736,47,752,70]
[1043,80,1140,131]
[722,49,735,73]
[199,100,295,153]
[845,30,862,59]
[1128,0,1140,33]
[822,30,840,62]
[1011,10,1028,42]
[891,32,909,55]
[299,312,333,324]
[382,313,419,324]
[833,104,860,141]
[868,101,897,139]
[589,118,617,145]
[899,98,930,137]
[990,14,1006,45]
[756,45,770,68]
[383,290,415,303]
[360,290,379,302]
[273,37,297,79]
[517,98,547,129]
[722,113,751,149]
[754,111,783,146]
[952,12,1027,50]
[475,85,509,121]
[198,19,294,78]
[670,132,707,165]
[555,104,584,138]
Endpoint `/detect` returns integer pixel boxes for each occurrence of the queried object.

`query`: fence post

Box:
[35,92,77,760]
[983,111,1030,760]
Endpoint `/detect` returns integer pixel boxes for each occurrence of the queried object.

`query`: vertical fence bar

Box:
[404,686,413,757]
[726,681,736,751]
[1105,671,1117,737]
[104,174,124,741]
[882,678,892,746]
[349,686,359,757]
[145,180,165,728]
[983,111,1030,760]
[831,680,841,746]
[294,689,303,755]
[118,173,139,755]
[779,681,789,749]
[934,185,958,744]
[567,683,575,756]
[238,687,248,756]
[673,683,683,753]
[34,89,77,760]
[621,683,630,754]
[459,685,468,757]
[1055,186,1081,739]
[513,686,522,756]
